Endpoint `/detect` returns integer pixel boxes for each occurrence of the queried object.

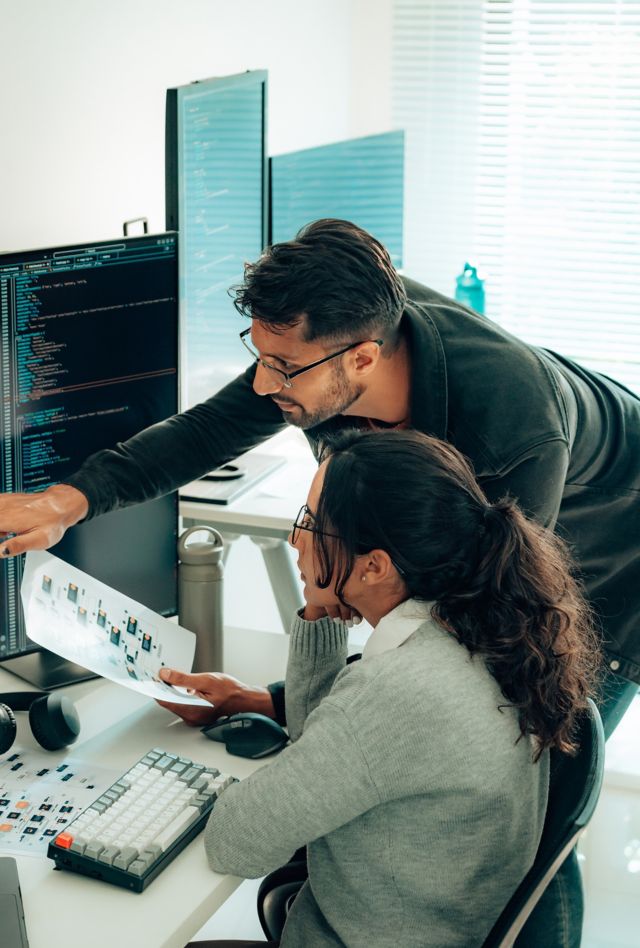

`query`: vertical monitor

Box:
[0,234,179,687]
[166,70,267,406]
[270,130,405,268]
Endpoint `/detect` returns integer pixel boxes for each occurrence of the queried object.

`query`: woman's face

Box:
[289,460,345,608]
[289,457,407,623]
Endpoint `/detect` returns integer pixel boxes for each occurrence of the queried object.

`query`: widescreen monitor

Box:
[270,130,405,268]
[166,70,268,406]
[0,234,179,688]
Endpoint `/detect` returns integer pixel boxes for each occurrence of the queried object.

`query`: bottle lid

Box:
[456,262,484,288]
[178,525,224,565]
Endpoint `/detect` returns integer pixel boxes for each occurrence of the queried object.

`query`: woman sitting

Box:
[175,429,599,948]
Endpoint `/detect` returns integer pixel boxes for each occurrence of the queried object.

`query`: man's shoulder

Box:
[401,274,466,312]
[398,275,570,455]
[401,273,529,348]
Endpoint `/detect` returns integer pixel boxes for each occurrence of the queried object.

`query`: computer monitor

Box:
[0,234,179,689]
[270,130,405,268]
[166,70,268,406]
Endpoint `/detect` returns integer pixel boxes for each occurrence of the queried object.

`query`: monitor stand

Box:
[0,649,98,690]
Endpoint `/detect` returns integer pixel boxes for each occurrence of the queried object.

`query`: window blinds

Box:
[392,0,640,392]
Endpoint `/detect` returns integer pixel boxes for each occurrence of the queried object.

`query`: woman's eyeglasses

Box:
[291,505,342,545]
[291,504,406,578]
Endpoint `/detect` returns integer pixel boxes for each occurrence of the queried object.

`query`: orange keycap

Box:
[0,823,12,832]
[55,832,74,849]
[16,801,29,809]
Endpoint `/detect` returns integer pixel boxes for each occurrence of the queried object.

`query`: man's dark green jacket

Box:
[67,277,640,686]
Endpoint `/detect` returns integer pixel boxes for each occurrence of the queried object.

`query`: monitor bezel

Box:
[0,231,180,688]
[165,70,269,248]
[268,128,405,267]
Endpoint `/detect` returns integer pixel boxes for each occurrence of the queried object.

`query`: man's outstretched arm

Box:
[0,365,284,558]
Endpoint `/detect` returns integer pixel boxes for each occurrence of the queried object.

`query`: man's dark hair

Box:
[232,219,407,347]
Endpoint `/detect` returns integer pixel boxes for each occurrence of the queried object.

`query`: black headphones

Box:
[0,692,81,754]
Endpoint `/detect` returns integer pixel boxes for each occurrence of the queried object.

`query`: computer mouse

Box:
[201,712,289,759]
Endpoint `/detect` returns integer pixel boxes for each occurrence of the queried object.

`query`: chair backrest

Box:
[481,697,605,948]
[257,859,308,941]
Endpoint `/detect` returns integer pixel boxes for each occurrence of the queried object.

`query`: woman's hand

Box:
[301,601,362,625]
[155,668,277,726]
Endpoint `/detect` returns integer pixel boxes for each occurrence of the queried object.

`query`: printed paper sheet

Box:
[0,745,117,857]
[21,551,209,706]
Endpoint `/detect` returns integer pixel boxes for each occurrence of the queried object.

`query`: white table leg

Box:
[250,536,303,631]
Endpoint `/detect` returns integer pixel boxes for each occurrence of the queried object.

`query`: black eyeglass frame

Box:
[291,505,343,546]
[291,504,406,578]
[239,327,383,389]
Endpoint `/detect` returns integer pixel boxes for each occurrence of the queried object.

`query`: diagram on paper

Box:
[21,551,209,705]
[0,745,116,857]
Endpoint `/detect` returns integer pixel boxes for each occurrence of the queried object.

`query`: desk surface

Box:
[180,446,317,539]
[1,626,291,948]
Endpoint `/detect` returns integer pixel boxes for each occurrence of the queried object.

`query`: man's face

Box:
[250,319,365,429]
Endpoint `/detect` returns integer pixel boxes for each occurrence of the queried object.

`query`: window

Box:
[392,0,640,392]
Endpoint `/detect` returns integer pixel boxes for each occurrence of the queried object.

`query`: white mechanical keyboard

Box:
[47,747,237,891]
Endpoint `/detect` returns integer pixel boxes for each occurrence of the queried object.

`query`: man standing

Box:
[2,219,639,946]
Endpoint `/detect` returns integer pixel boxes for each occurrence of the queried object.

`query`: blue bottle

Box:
[455,262,485,315]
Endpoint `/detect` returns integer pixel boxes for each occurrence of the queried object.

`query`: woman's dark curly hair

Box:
[313,429,601,760]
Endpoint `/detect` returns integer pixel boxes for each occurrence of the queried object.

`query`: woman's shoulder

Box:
[352,615,482,680]
[328,619,523,746]
[330,619,482,704]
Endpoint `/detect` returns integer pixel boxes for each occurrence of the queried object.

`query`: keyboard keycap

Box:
[55,832,74,849]
[98,846,121,866]
[153,756,175,772]
[113,846,139,870]
[151,806,200,852]
[84,840,105,860]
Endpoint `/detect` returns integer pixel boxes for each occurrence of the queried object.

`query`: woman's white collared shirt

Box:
[361,598,435,660]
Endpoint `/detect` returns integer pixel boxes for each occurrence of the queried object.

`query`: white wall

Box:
[0,0,356,251]
[0,0,399,635]
[348,0,394,138]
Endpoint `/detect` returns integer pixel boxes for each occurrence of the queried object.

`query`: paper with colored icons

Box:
[0,746,117,857]
[21,551,210,706]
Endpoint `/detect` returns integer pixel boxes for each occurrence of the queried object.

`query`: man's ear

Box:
[350,340,382,376]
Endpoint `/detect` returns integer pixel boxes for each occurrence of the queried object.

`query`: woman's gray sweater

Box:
[204,613,549,947]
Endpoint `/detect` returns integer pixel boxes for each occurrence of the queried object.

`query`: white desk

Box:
[180,452,317,627]
[2,626,291,948]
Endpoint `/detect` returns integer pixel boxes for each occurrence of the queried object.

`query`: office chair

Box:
[482,697,604,947]
[257,698,605,947]
[257,857,309,941]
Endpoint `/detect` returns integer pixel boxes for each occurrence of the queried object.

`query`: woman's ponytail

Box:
[433,498,600,760]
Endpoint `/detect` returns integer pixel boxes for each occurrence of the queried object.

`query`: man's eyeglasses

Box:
[239,327,383,389]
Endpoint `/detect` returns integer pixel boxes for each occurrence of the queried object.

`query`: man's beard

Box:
[275,362,364,430]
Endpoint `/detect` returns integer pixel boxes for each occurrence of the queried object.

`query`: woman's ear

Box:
[358,549,396,586]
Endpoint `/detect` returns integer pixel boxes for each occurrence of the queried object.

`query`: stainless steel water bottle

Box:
[178,525,225,673]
